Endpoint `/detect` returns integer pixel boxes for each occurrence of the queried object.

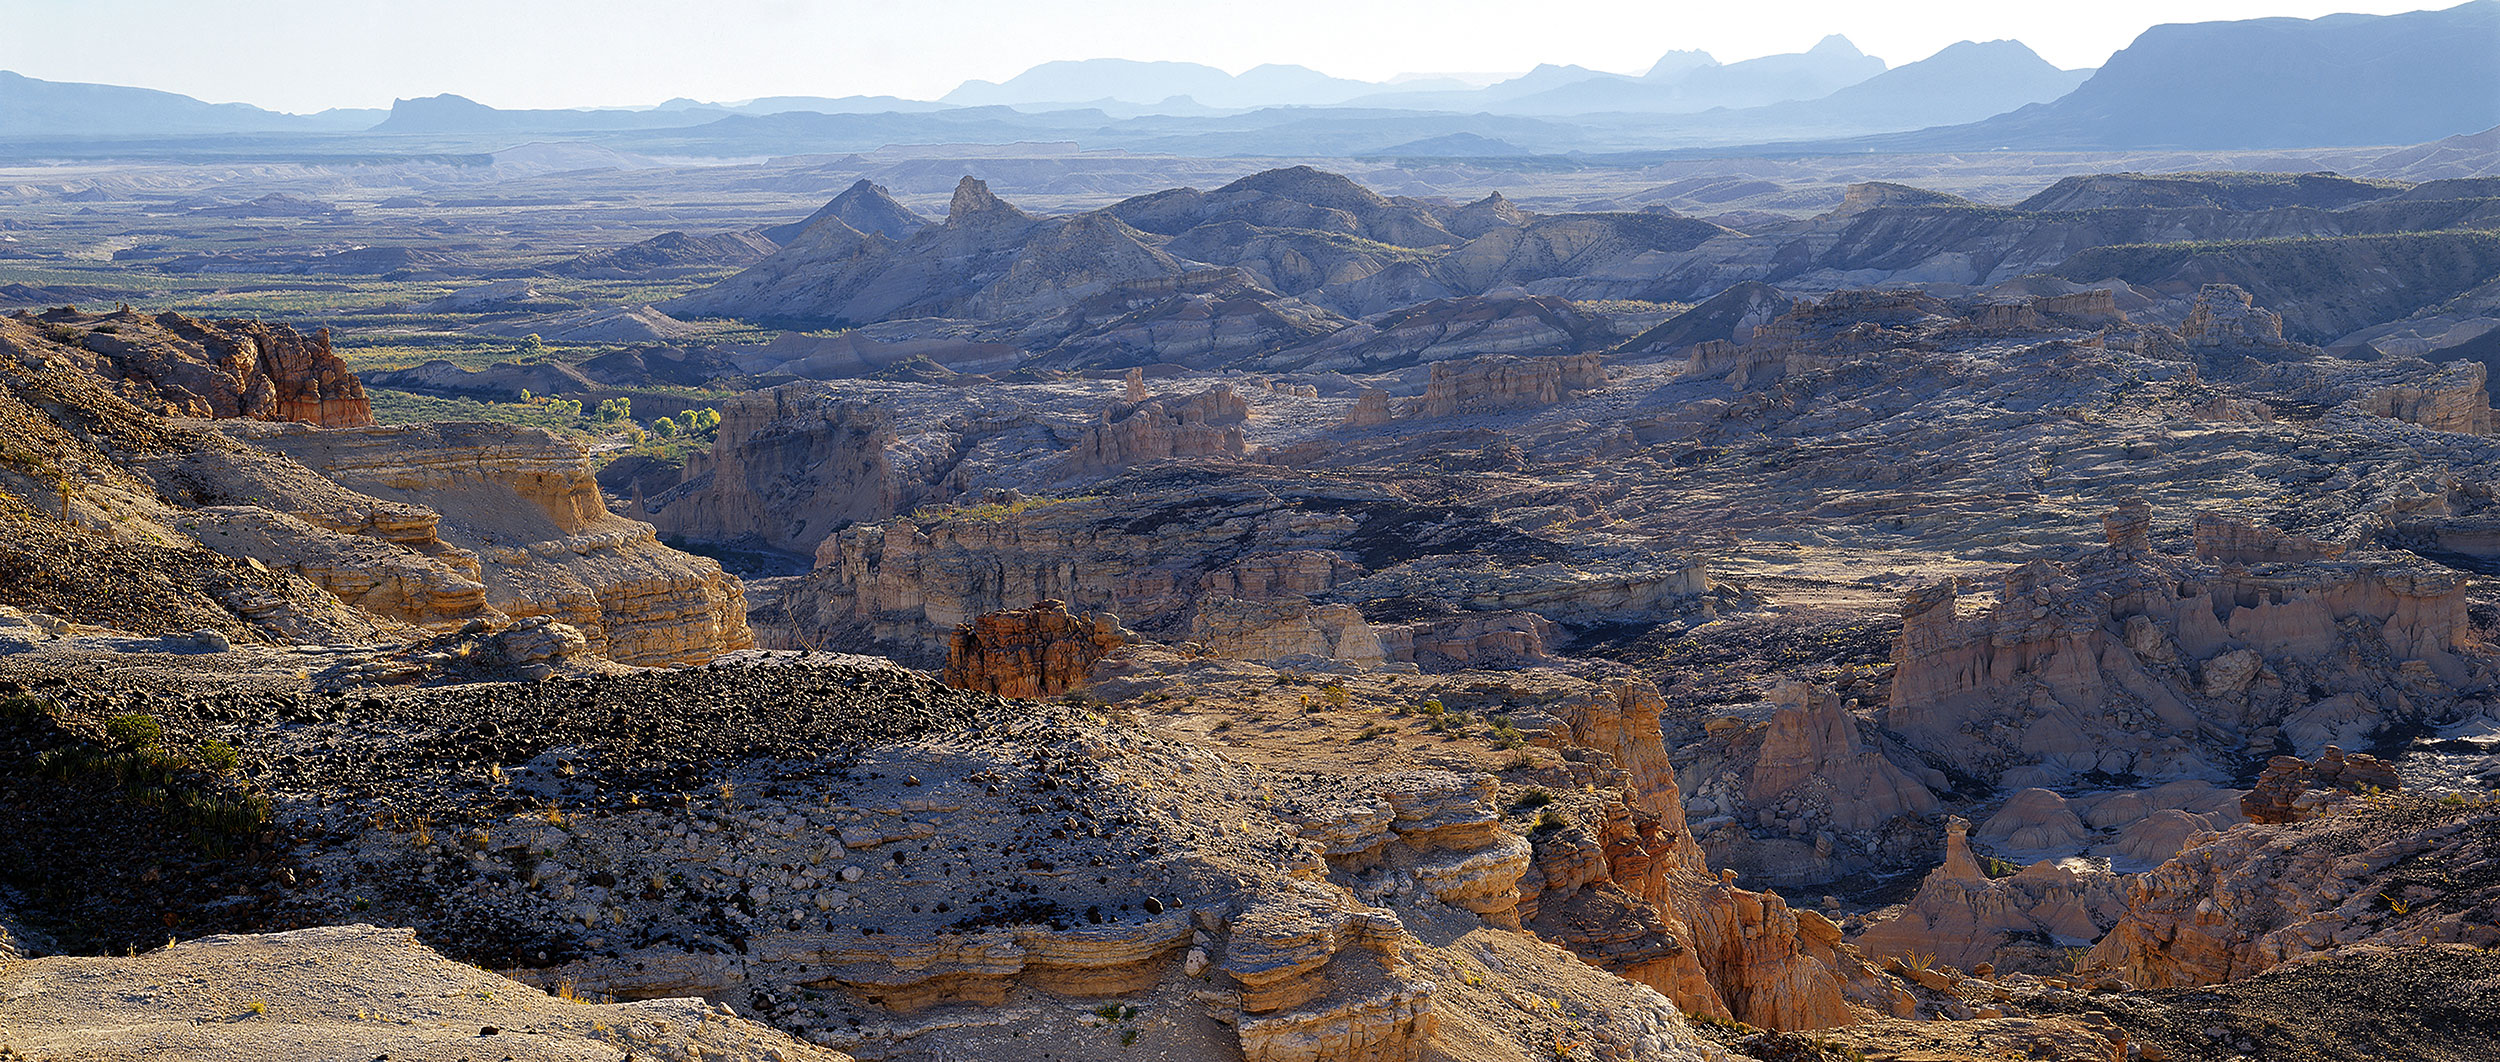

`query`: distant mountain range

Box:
[1772,0,2500,152]
[2,3,2491,153]
[0,70,380,136]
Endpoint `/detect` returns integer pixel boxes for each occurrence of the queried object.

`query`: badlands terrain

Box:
[3,6,2500,1059]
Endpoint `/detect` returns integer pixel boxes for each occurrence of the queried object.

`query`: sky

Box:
[0,0,2456,112]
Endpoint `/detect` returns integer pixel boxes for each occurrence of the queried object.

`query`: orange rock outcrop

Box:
[941,600,1130,698]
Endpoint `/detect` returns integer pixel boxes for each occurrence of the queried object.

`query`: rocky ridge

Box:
[24,305,373,428]
[0,309,750,666]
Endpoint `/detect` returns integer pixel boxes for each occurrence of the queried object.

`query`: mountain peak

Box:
[1809,34,1865,56]
[1643,49,1720,81]
[948,176,1031,224]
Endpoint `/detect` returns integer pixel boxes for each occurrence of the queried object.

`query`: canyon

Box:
[2,77,2498,1062]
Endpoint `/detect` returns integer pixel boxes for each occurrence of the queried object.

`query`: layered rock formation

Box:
[1852,819,2130,972]
[785,468,1707,668]
[666,176,1187,326]
[2358,360,2494,435]
[2179,283,2295,350]
[654,167,2500,376]
[2238,746,2402,824]
[1674,681,1945,886]
[1416,352,1606,418]
[638,388,910,555]
[10,642,1738,1062]
[1518,677,1889,1030]
[221,421,752,666]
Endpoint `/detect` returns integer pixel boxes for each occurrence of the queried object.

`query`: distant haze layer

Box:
[0,0,2455,112]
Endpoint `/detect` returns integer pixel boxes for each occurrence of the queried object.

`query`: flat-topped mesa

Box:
[1415,352,1605,418]
[1958,290,2129,334]
[28,307,374,428]
[942,600,1131,698]
[1067,385,1249,473]
[2239,746,2402,824]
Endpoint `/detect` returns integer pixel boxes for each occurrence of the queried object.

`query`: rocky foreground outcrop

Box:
[0,925,851,1062]
[2089,793,2500,988]
[0,645,1740,1061]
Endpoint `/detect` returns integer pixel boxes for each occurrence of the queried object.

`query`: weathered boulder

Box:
[2180,283,2294,350]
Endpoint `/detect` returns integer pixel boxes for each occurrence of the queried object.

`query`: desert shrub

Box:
[102,713,163,751]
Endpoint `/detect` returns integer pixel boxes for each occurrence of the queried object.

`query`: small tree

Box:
[651,416,681,438]
[517,333,546,360]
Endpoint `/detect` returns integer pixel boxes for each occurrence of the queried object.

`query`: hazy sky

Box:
[0,0,2452,112]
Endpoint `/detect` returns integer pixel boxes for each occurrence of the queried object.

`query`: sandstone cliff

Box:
[1416,352,1607,418]
[1521,676,1880,1030]
[942,599,1130,697]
